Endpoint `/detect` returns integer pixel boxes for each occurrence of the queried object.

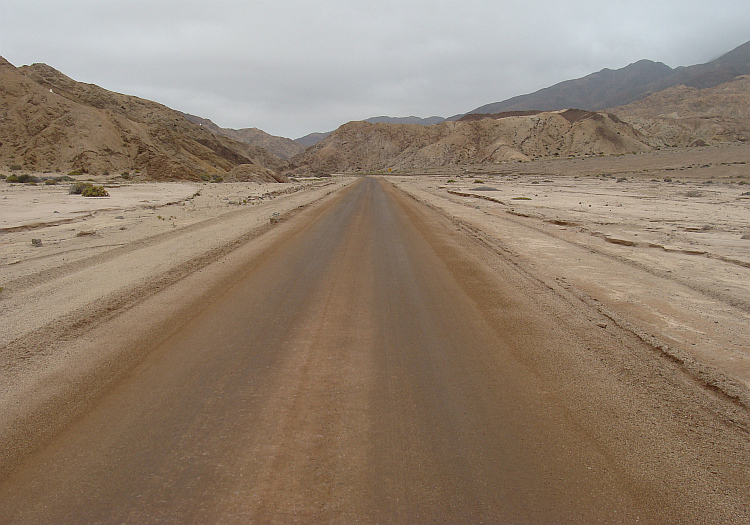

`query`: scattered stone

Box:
[76,230,96,237]
[115,216,125,219]
[31,238,42,247]
[596,322,608,329]
[270,212,281,224]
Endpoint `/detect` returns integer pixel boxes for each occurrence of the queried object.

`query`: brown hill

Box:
[612,75,750,146]
[182,113,305,160]
[0,57,286,180]
[289,110,652,174]
[224,163,290,183]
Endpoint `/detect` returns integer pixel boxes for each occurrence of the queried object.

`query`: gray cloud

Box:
[2,0,749,138]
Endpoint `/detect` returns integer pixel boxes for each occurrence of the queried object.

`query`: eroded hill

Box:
[611,75,750,146]
[0,57,286,180]
[288,109,653,174]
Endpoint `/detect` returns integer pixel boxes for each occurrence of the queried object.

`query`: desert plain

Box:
[1,144,749,522]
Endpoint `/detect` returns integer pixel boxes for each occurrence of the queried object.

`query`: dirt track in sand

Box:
[0,177,748,523]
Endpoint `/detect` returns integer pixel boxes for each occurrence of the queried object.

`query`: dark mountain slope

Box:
[462,39,750,118]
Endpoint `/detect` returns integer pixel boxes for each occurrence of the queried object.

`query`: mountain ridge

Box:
[459,39,750,118]
[181,113,305,160]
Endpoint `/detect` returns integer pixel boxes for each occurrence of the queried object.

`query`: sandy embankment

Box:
[0,177,353,471]
[390,144,750,403]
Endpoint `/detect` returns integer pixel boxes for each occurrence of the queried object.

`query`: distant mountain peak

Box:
[460,39,750,118]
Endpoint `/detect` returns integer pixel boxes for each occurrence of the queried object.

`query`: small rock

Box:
[742,233,750,240]
[115,216,125,219]
[31,238,43,247]
[76,230,96,237]
[596,322,608,329]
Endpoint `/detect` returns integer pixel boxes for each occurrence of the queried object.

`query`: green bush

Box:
[6,174,39,184]
[71,181,107,195]
[9,164,22,171]
[68,169,84,176]
[82,185,109,197]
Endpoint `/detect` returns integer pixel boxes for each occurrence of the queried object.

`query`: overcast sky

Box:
[2,1,749,139]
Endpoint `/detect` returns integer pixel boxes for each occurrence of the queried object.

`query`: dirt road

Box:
[0,177,748,523]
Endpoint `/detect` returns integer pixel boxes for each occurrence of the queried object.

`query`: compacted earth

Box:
[0,146,748,523]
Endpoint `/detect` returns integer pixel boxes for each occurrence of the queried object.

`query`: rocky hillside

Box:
[182,113,304,160]
[611,75,750,146]
[0,57,286,180]
[288,109,652,174]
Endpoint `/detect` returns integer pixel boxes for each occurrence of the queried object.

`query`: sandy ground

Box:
[389,143,750,401]
[0,178,747,523]
[0,178,349,341]
[0,177,354,470]
[1,147,748,402]
[0,146,749,514]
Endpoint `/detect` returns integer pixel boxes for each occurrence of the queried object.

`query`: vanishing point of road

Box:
[0,178,747,523]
